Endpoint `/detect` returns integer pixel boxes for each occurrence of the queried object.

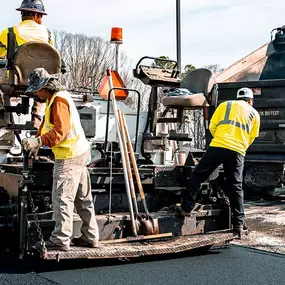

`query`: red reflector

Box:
[98,70,128,100]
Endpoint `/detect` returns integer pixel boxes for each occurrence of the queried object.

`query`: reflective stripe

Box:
[217,101,255,134]
[47,28,51,45]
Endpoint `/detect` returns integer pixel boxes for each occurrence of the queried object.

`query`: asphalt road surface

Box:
[0,245,284,285]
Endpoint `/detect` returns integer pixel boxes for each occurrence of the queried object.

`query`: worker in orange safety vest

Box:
[22,68,99,251]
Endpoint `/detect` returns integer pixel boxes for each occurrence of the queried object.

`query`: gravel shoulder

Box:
[232,198,285,254]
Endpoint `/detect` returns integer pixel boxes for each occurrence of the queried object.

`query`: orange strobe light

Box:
[111,27,123,43]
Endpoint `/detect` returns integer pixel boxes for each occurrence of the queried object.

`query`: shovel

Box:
[107,69,137,237]
[121,113,159,235]
[117,109,142,235]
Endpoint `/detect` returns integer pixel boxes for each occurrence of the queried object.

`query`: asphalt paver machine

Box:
[0,32,234,261]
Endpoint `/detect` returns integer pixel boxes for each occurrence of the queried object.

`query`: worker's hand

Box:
[22,137,42,150]
[32,117,42,130]
[22,137,42,157]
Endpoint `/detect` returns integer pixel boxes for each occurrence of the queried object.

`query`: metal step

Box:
[40,230,235,260]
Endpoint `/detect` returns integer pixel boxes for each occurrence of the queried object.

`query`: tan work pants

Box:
[50,150,99,247]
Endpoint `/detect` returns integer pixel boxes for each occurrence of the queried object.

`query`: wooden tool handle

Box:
[117,110,139,214]
[121,113,145,200]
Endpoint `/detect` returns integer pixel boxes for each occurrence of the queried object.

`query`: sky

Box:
[1,0,285,70]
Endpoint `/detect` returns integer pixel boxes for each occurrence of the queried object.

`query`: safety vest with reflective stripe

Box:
[209,100,260,156]
[0,20,54,57]
[41,91,90,160]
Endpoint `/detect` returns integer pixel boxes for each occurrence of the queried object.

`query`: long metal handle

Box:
[105,87,141,152]
[121,113,150,216]
[107,69,137,236]
[117,109,139,216]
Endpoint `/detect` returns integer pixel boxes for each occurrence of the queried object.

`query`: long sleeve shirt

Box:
[36,97,70,148]
[209,100,260,156]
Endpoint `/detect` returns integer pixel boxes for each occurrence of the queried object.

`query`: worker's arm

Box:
[31,101,44,129]
[0,28,8,58]
[35,119,44,137]
[209,120,217,137]
[40,97,70,148]
[249,111,261,146]
[209,103,223,136]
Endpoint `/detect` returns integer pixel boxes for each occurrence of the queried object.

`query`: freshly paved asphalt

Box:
[0,245,284,285]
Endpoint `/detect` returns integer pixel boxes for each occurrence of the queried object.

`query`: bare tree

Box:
[52,33,215,149]
[203,64,224,75]
[183,110,205,149]
[54,31,150,110]
[183,64,196,77]
[54,31,116,90]
[124,77,151,111]
[153,56,176,69]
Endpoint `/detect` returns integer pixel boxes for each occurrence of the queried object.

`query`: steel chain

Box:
[28,190,47,252]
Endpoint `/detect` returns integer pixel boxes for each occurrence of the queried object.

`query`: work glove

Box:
[22,137,42,158]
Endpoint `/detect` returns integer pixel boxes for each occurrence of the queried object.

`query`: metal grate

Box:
[42,231,234,260]
[30,170,53,188]
[154,166,179,188]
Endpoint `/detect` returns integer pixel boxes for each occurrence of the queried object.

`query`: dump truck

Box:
[216,25,285,197]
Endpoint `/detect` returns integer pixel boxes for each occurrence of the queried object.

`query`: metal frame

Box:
[218,79,285,89]
[104,87,141,154]
[18,151,31,259]
[135,56,178,72]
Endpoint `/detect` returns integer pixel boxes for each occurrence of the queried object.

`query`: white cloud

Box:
[0,0,284,69]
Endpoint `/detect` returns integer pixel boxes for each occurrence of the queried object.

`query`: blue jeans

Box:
[182,146,245,227]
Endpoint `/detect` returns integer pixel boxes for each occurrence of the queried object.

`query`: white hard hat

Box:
[237,87,253,99]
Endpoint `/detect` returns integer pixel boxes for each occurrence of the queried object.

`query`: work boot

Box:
[72,236,99,248]
[34,240,69,252]
[233,225,243,238]
[243,221,249,231]
[233,221,249,239]
[180,190,197,215]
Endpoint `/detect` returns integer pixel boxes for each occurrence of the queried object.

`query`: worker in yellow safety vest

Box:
[0,0,54,58]
[180,87,260,238]
[22,68,99,251]
[0,0,55,129]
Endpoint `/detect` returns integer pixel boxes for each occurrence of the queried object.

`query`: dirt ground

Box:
[232,197,285,254]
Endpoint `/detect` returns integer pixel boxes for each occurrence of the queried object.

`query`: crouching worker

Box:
[22,68,99,251]
[180,87,260,237]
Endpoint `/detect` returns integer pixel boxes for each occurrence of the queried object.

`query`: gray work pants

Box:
[50,150,99,247]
